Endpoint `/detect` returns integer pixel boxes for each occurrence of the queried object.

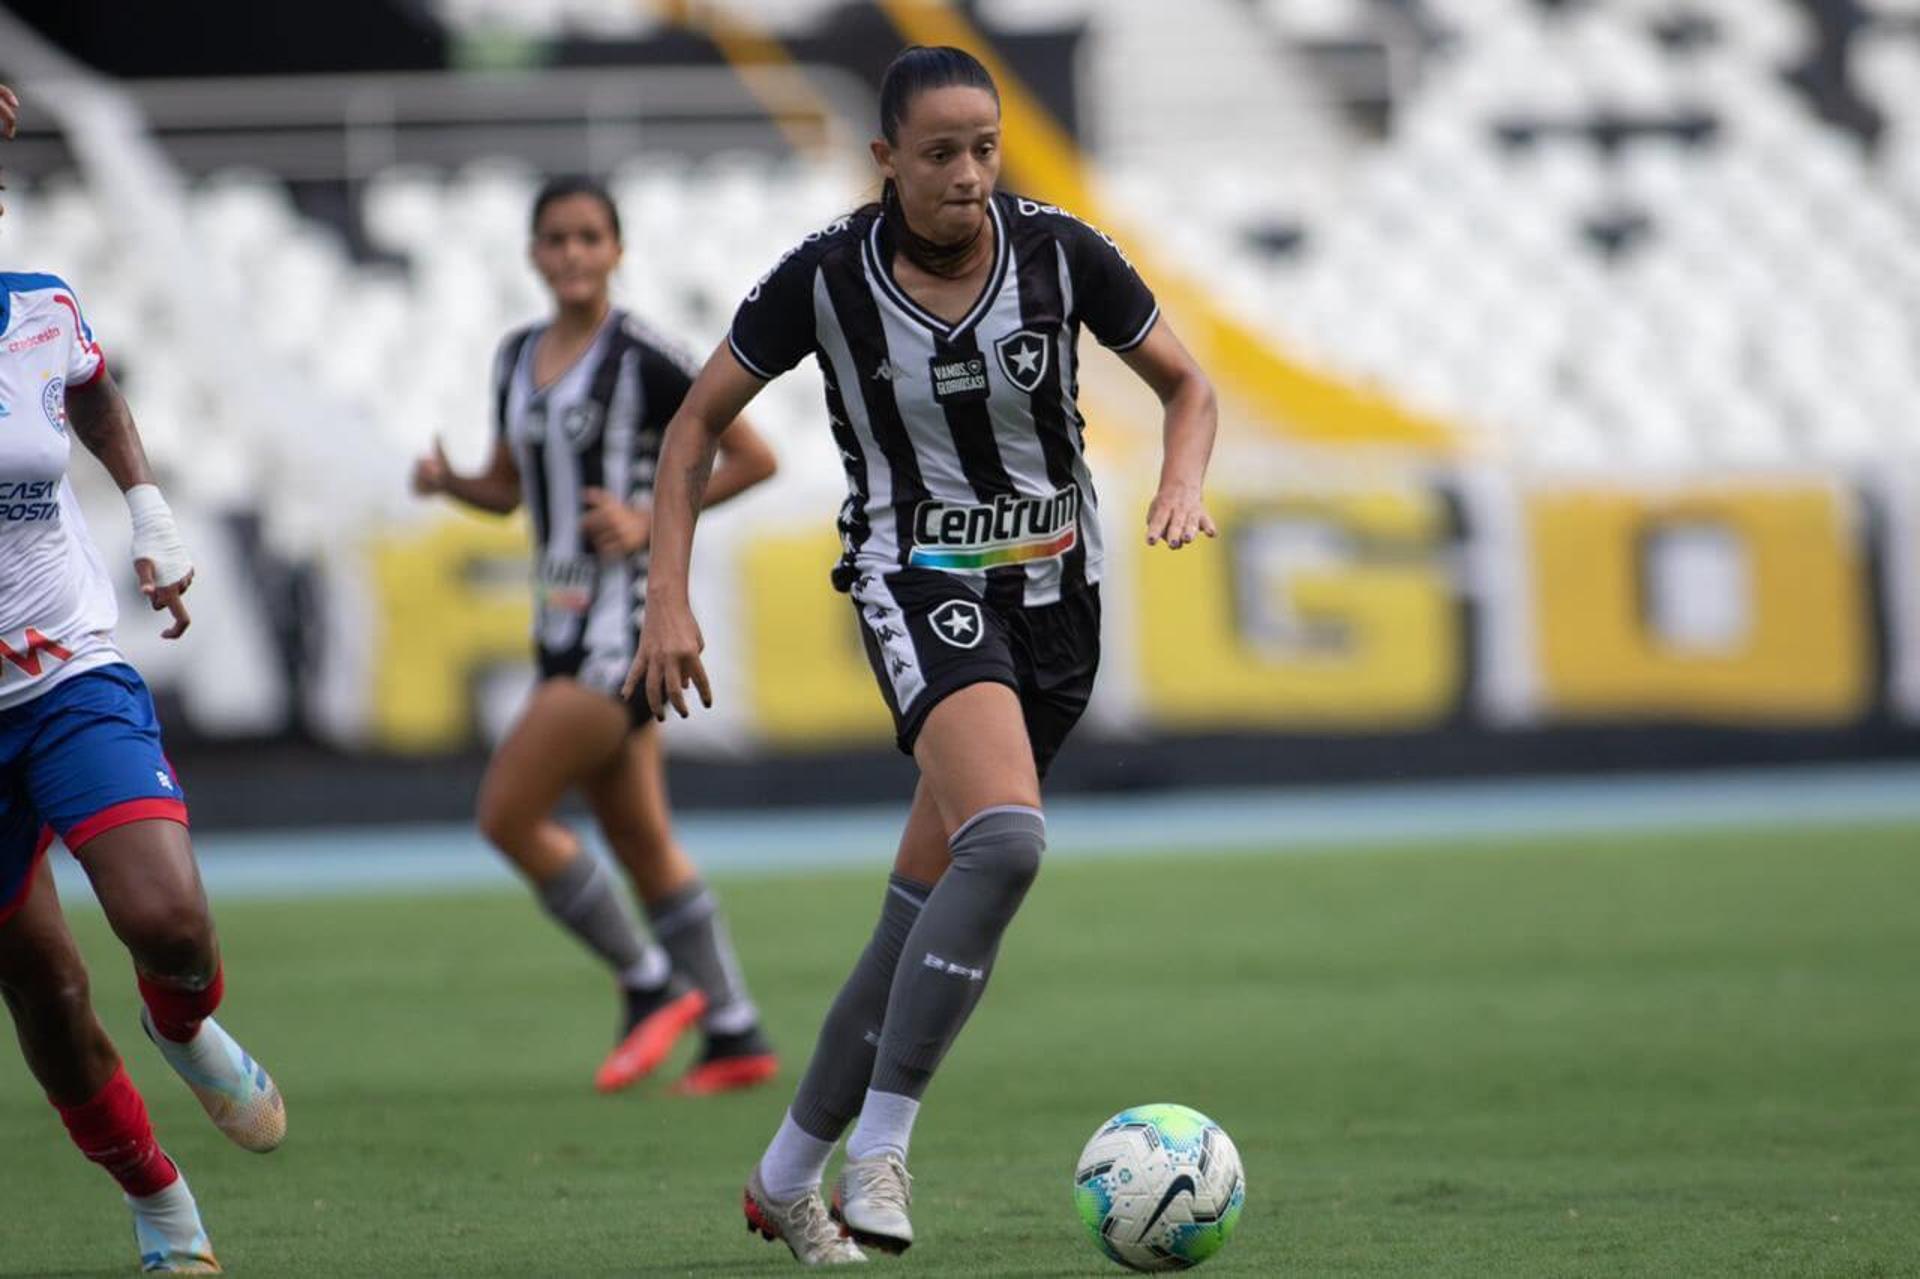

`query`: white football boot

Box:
[744,1168,869,1266]
[141,1009,286,1153]
[832,1154,913,1255]
[128,1174,221,1273]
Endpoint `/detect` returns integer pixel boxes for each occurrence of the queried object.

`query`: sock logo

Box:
[922,952,986,982]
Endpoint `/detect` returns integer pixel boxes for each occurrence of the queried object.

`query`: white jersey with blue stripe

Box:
[0,273,121,711]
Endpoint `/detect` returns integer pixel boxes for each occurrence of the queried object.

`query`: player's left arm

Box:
[1119,319,1218,550]
[582,420,774,559]
[702,415,777,508]
[582,345,779,559]
[67,368,195,638]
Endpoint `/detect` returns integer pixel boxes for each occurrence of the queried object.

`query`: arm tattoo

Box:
[683,435,719,516]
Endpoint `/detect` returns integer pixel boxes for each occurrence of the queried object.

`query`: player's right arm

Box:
[410,435,521,515]
[624,227,821,718]
[622,346,767,720]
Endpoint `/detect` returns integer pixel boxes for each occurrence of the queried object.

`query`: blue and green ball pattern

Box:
[1073,1104,1245,1272]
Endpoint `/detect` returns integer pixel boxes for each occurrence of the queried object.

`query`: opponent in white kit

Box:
[0,86,284,1275]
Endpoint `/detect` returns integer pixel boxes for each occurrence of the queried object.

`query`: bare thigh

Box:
[581,724,696,905]
[476,679,629,879]
[911,683,1043,833]
[74,819,217,984]
[0,859,118,1104]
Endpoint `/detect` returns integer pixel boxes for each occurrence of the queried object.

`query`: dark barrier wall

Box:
[5,0,449,76]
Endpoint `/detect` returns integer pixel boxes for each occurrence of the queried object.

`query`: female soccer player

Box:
[412,177,781,1096]
[625,46,1218,1265]
[0,85,284,1275]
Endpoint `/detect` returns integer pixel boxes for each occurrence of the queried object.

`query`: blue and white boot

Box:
[141,1009,286,1153]
[128,1173,220,1273]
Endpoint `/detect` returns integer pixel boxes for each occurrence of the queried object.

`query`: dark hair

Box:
[530,176,621,242]
[879,45,998,145]
[875,46,1000,279]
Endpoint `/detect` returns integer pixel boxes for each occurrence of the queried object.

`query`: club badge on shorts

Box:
[928,598,985,650]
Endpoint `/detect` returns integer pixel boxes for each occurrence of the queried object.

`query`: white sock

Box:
[128,1172,195,1215]
[153,1011,235,1078]
[845,1089,920,1163]
[618,946,671,992]
[758,1111,837,1204]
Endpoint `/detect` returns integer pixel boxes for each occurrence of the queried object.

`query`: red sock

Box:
[137,966,224,1044]
[54,1063,180,1198]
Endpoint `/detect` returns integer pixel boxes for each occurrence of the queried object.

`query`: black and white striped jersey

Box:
[492,310,696,692]
[727,190,1159,609]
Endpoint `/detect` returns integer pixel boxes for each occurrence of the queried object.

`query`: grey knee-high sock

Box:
[645,879,760,1035]
[536,851,669,991]
[868,807,1045,1100]
[787,874,932,1140]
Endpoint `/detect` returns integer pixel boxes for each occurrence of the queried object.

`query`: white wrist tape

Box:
[125,484,193,589]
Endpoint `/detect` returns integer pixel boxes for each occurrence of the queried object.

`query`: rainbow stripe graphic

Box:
[909,525,1078,571]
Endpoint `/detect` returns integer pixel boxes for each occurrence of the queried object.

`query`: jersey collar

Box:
[862,196,1010,344]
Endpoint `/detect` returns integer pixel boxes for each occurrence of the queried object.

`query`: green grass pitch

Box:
[3,823,1917,1276]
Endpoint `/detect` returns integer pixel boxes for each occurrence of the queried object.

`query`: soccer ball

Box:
[1073,1103,1246,1271]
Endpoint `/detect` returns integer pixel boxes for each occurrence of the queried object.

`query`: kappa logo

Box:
[994,329,1050,394]
[928,598,984,650]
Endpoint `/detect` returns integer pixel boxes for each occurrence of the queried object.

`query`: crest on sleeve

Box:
[994,329,1051,394]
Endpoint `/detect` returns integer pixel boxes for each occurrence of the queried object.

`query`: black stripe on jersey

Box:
[935,328,1028,612]
[523,411,552,552]
[862,199,1011,342]
[494,328,536,440]
[1014,240,1089,596]
[823,362,875,591]
[822,249,931,573]
[575,327,635,555]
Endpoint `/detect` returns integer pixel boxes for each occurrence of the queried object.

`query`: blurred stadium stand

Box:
[4,0,1920,824]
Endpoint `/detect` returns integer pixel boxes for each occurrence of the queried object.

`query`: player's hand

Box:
[135,559,193,640]
[410,437,451,496]
[622,600,711,720]
[582,487,651,559]
[0,85,18,140]
[1145,481,1216,550]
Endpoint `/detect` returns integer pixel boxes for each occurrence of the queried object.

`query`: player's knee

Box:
[474,800,526,855]
[118,900,214,979]
[951,806,1046,895]
[0,953,91,1019]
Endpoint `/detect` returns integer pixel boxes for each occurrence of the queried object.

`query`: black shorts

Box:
[851,569,1100,776]
[538,646,651,729]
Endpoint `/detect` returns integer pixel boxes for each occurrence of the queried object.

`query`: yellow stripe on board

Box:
[872,0,1460,453]
[650,0,829,155]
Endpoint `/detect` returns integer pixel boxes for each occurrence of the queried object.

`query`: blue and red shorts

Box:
[0,664,188,926]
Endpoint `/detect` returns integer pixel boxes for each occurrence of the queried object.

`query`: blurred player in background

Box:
[626,46,1217,1266]
[412,177,781,1096]
[0,84,284,1275]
